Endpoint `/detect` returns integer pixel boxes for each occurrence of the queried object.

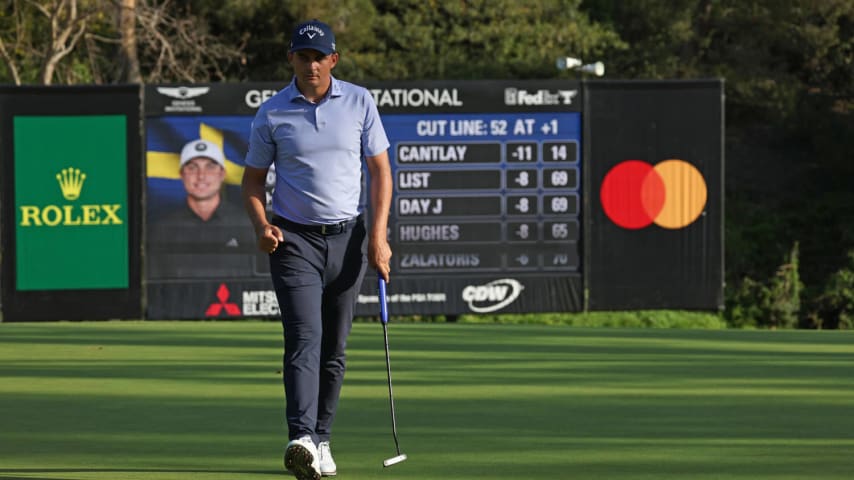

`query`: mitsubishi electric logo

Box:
[504,88,578,106]
[18,167,123,227]
[206,284,241,316]
[462,278,524,313]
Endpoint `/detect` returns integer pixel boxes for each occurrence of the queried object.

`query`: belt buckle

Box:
[321,222,341,235]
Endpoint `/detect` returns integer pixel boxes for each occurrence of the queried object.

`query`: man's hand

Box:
[369,236,392,283]
[257,223,284,254]
[242,166,281,254]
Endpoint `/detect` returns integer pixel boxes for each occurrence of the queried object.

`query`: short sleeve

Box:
[244,109,276,169]
[361,90,390,157]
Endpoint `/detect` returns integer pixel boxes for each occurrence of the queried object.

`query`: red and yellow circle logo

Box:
[600,159,707,230]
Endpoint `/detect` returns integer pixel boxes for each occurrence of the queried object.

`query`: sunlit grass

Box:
[1,321,852,479]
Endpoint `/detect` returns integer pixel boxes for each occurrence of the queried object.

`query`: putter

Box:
[378,274,408,467]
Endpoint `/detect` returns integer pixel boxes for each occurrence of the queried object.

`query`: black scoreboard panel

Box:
[386,112,581,275]
[362,80,584,315]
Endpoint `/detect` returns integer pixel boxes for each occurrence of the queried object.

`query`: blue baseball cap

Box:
[289,19,336,55]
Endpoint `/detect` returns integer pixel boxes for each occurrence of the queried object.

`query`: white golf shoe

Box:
[284,436,321,480]
[318,441,337,476]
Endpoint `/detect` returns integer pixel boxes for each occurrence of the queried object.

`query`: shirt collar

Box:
[285,75,343,104]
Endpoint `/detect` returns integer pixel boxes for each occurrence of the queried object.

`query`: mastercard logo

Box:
[600,159,707,230]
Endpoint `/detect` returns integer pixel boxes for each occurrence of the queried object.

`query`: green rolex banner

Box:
[14,116,129,290]
[0,85,142,322]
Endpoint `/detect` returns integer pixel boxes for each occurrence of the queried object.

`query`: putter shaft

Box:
[383,322,402,454]
[379,275,407,467]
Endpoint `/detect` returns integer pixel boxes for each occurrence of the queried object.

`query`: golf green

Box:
[1,321,852,479]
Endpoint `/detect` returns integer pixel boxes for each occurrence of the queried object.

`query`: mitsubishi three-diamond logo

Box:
[206,284,241,316]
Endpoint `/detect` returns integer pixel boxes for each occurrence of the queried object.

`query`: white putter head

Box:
[383,453,408,467]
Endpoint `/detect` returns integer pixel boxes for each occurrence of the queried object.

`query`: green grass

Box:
[455,310,729,328]
[1,321,853,479]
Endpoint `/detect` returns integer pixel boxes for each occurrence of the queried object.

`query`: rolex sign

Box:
[14,116,129,290]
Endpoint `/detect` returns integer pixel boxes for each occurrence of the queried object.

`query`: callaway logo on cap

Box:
[289,19,336,55]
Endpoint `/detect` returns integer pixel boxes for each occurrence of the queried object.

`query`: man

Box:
[241,19,392,480]
[179,139,231,221]
[148,138,257,280]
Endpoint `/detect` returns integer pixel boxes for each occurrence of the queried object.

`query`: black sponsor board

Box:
[138,79,721,319]
[1,86,142,321]
[585,80,724,310]
[146,275,583,318]
[141,80,584,317]
[145,83,284,116]
[354,275,582,316]
[0,79,724,321]
[147,279,280,319]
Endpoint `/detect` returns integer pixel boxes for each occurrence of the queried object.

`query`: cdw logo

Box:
[462,279,524,313]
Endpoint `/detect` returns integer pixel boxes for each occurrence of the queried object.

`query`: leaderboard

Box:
[381,112,582,276]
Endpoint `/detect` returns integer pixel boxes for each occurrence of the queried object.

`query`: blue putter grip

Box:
[378,274,389,325]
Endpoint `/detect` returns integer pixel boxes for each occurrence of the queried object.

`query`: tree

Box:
[0,0,244,84]
[195,0,625,82]
[356,0,624,81]
[0,0,96,85]
[117,0,140,83]
[36,0,91,84]
[134,0,243,82]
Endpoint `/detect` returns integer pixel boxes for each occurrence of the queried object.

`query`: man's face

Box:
[180,157,225,201]
[288,49,338,90]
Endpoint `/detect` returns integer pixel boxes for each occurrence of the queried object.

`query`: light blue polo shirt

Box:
[245,75,390,224]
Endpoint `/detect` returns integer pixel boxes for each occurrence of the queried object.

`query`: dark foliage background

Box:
[2,0,851,327]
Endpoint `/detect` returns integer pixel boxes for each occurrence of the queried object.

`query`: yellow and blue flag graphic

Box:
[146,116,253,219]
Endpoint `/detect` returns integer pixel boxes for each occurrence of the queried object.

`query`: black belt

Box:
[273,214,362,236]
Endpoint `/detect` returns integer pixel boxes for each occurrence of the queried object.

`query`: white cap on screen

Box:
[180,139,225,167]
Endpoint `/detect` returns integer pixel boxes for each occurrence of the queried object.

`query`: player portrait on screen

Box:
[147,137,259,280]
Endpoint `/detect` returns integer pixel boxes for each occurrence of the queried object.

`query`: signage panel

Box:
[14,115,129,290]
[585,80,724,310]
[0,85,142,321]
[143,81,584,317]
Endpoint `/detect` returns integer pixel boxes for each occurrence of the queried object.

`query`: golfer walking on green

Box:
[241,19,392,480]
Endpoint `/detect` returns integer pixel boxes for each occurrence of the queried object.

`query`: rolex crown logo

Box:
[56,167,86,201]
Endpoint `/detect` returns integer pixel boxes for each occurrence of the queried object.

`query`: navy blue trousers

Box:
[269,217,367,444]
